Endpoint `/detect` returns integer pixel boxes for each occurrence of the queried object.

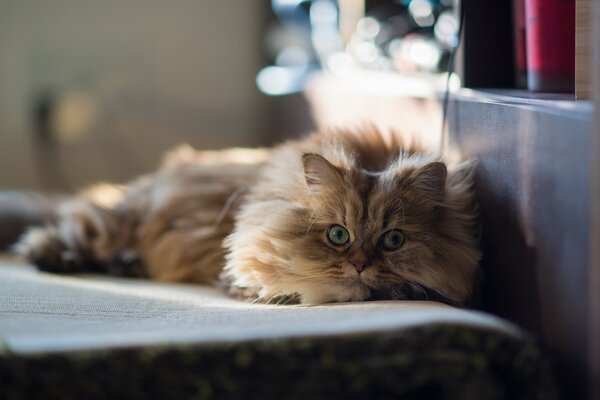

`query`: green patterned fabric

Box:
[1,325,556,400]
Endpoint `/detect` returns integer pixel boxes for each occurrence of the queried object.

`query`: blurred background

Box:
[0,0,526,192]
[0,1,273,190]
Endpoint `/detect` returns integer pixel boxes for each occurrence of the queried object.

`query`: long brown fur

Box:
[14,128,480,305]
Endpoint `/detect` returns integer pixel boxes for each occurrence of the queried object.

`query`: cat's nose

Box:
[350,259,369,273]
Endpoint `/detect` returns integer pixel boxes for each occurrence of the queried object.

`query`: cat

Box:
[13,127,480,305]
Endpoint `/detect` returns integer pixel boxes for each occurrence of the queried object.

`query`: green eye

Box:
[381,230,405,251]
[327,225,350,245]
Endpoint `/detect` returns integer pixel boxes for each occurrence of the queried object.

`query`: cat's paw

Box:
[218,271,261,301]
[13,226,91,274]
[218,271,299,304]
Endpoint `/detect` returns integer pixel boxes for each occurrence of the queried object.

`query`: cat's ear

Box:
[302,153,343,188]
[405,162,447,202]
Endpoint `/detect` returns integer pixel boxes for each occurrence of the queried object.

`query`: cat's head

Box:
[225,147,480,305]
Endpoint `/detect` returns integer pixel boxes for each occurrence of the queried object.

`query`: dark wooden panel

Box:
[447,94,592,398]
[588,0,600,398]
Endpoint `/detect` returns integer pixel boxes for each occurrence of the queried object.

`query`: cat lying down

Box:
[14,127,480,305]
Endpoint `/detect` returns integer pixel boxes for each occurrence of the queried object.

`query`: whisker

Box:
[305,209,319,236]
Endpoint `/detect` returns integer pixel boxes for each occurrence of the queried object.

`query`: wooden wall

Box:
[588,0,600,398]
[447,93,592,398]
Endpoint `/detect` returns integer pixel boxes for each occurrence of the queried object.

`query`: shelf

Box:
[452,89,591,119]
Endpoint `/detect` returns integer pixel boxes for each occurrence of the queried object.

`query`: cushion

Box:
[0,260,557,399]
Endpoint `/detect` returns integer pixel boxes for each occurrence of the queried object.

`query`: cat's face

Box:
[271,153,477,305]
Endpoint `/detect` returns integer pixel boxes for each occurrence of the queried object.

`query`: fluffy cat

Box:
[14,127,480,305]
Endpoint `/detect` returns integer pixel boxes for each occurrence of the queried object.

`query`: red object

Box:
[525,0,575,92]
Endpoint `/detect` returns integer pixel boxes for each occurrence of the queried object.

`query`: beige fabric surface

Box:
[0,260,521,354]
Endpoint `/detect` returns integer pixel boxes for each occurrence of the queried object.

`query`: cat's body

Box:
[14,128,480,305]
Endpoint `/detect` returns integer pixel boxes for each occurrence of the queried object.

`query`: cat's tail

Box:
[0,191,64,250]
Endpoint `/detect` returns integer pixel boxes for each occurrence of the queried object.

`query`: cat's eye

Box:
[327,225,350,245]
[380,230,405,251]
